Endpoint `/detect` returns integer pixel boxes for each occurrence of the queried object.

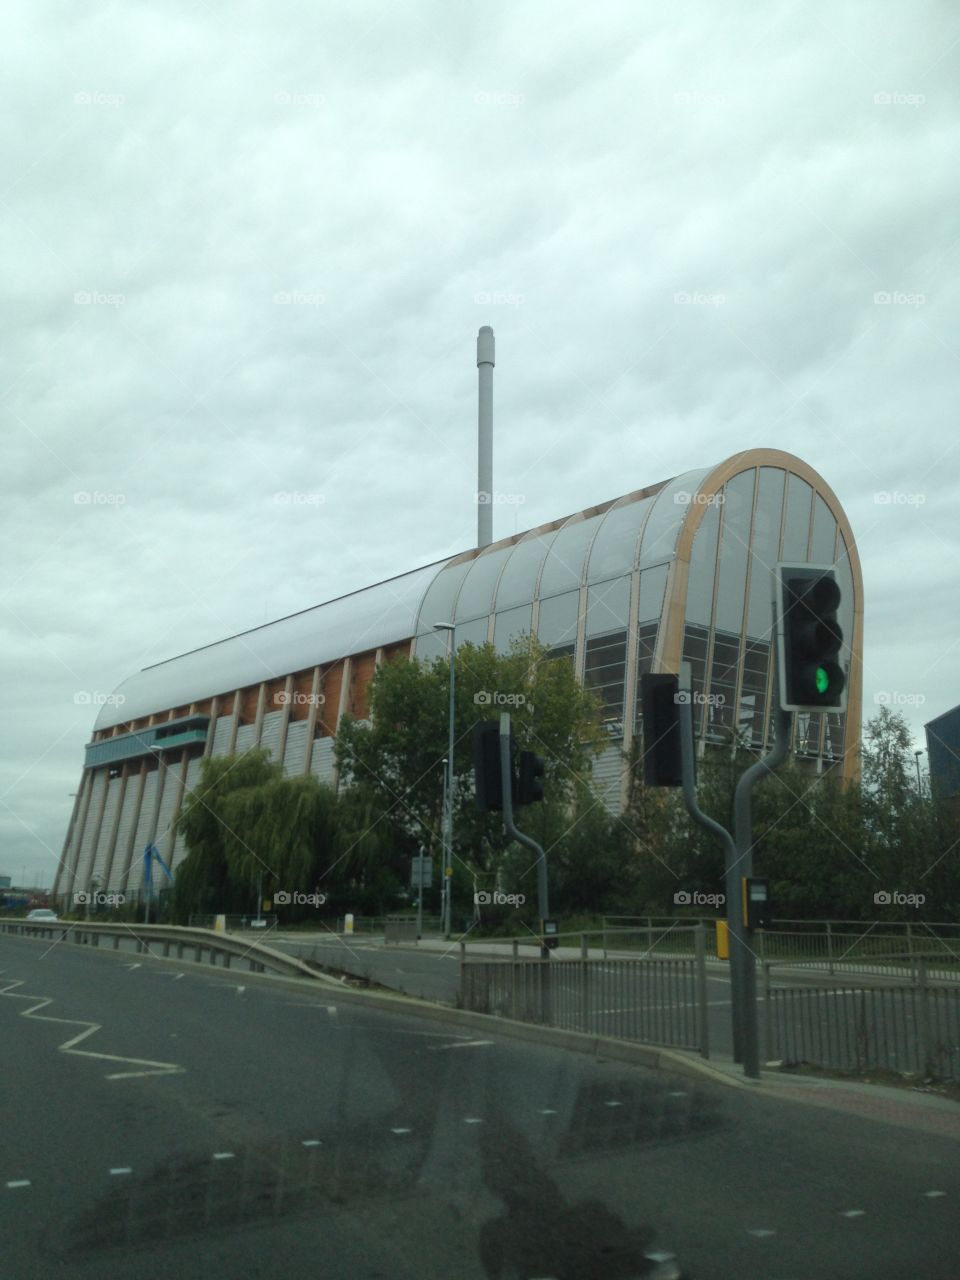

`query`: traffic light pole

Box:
[499,713,550,959]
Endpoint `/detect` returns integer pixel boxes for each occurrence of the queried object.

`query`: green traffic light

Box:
[815,666,830,694]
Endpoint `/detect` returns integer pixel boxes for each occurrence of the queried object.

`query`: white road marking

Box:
[747,1229,776,1238]
[391,1128,412,1135]
[667,1091,688,1097]
[428,1040,494,1050]
[173,973,185,980]
[6,1181,30,1189]
[213,1152,235,1161]
[464,1117,483,1125]
[840,1209,865,1217]
[109,1168,132,1176]
[539,1109,558,1115]
[235,986,245,996]
[924,1190,946,1197]
[123,964,141,971]
[604,1100,623,1108]
[302,1140,322,1147]
[0,978,184,1080]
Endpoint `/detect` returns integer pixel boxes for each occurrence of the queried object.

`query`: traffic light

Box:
[517,750,545,804]
[776,564,847,711]
[640,673,684,787]
[472,721,517,811]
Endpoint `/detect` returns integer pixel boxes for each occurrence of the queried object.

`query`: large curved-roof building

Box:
[55,448,863,907]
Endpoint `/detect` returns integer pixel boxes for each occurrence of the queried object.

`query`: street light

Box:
[433,621,455,939]
[914,749,924,796]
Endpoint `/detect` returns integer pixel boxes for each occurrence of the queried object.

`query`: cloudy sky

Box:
[3,0,958,886]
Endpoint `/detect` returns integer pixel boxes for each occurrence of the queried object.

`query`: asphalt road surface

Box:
[2,930,959,1279]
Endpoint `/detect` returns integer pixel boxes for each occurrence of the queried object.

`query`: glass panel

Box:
[536,591,579,649]
[493,532,556,611]
[781,474,813,561]
[538,514,604,597]
[453,617,491,650]
[415,559,473,635]
[454,545,512,621]
[586,496,654,583]
[796,711,823,756]
[633,620,661,738]
[493,606,533,654]
[638,469,711,567]
[585,631,628,727]
[746,468,786,639]
[586,577,631,638]
[413,630,448,664]
[684,500,721,628]
[833,530,856,683]
[713,470,755,635]
[810,495,837,563]
[681,623,710,735]
[637,563,669,623]
[706,630,740,741]
[741,638,770,747]
[824,711,845,761]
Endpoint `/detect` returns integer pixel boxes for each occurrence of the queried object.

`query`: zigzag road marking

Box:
[0,978,185,1080]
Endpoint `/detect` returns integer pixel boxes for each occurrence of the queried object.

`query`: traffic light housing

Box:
[472,721,517,811]
[517,750,545,804]
[640,673,684,787]
[776,564,847,711]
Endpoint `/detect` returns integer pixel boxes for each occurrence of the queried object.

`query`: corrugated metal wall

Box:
[283,721,309,776]
[90,775,122,887]
[593,741,627,814]
[171,757,202,869]
[125,772,158,893]
[75,771,107,886]
[152,764,182,867]
[110,774,142,892]
[212,714,234,754]
[310,737,336,787]
[259,709,284,765]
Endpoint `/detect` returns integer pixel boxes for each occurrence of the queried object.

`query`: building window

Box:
[585,630,627,726]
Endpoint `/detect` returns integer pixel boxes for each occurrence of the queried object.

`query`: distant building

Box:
[55,448,863,908]
[925,704,960,811]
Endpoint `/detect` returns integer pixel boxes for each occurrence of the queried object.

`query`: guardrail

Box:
[0,917,335,983]
[762,955,960,1080]
[458,925,710,1058]
[755,930,960,980]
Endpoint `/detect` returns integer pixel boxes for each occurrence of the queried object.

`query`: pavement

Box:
[268,928,960,1139]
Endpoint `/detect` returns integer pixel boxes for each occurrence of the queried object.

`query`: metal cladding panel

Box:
[593,742,626,815]
[110,776,143,891]
[234,723,257,753]
[152,765,182,866]
[94,561,446,730]
[212,714,234,754]
[283,721,310,776]
[310,737,337,787]
[75,771,108,888]
[126,772,159,893]
[90,777,123,884]
[259,710,284,765]
[172,758,202,868]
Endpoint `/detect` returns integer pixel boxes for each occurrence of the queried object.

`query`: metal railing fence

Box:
[762,957,960,1080]
[458,925,709,1058]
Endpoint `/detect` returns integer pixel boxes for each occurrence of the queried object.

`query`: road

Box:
[2,930,959,1279]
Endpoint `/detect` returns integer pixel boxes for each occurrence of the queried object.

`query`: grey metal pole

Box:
[477,327,494,548]
[732,700,793,1079]
[499,713,550,958]
[444,634,456,938]
[678,690,741,1057]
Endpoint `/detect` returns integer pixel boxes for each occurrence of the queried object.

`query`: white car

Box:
[25,908,58,923]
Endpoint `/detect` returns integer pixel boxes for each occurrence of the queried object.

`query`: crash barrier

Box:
[384,916,419,944]
[0,918,325,981]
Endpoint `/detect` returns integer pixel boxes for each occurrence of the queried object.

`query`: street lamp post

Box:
[433,622,456,939]
[914,749,924,796]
